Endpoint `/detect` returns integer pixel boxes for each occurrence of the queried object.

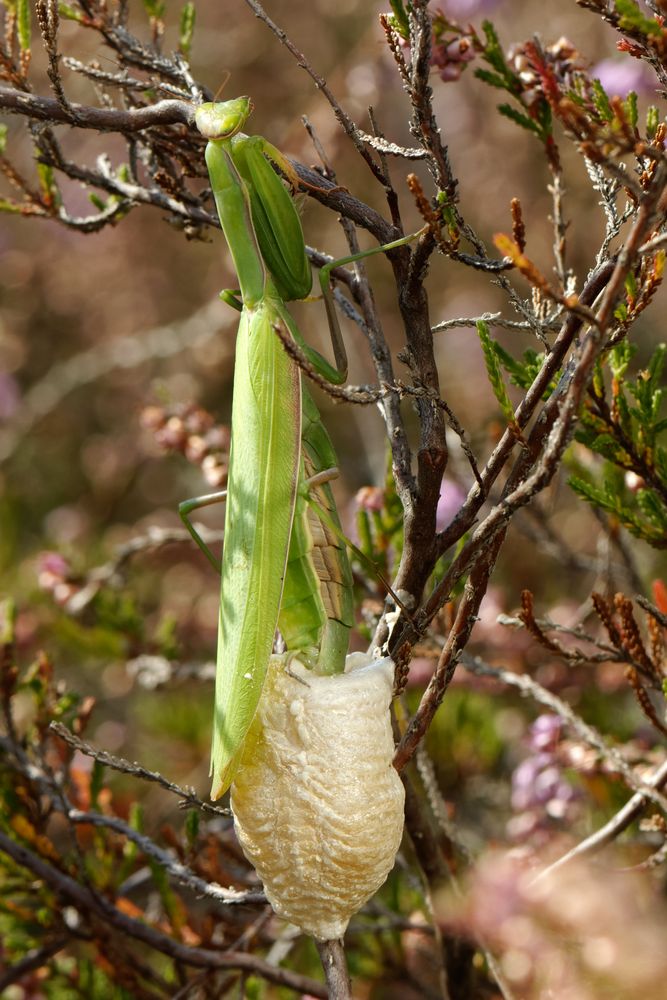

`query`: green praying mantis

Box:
[188,97,418,799]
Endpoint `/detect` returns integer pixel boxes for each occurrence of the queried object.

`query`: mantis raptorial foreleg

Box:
[205,99,423,385]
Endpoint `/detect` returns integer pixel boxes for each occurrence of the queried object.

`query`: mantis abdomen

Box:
[210,289,302,800]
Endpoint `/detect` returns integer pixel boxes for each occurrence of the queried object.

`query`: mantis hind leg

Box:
[303,467,338,490]
[178,490,227,573]
[301,475,417,625]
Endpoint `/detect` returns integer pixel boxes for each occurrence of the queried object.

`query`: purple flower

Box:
[355,485,385,514]
[436,478,466,530]
[532,764,566,805]
[528,713,563,753]
[510,724,579,837]
[441,0,503,17]
[511,756,577,816]
[511,753,552,811]
[37,551,80,606]
[592,58,656,97]
[38,552,70,580]
[545,780,577,820]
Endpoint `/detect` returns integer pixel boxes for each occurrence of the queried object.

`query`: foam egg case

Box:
[230,652,405,940]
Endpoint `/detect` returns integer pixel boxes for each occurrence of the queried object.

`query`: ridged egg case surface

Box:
[231,653,405,940]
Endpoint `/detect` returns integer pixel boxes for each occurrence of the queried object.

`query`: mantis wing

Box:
[211,294,301,799]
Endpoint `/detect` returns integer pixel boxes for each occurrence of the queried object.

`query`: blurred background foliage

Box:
[2,0,667,995]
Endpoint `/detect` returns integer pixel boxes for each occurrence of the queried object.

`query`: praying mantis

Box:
[190,97,417,800]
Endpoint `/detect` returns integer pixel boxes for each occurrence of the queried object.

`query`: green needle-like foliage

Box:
[569,341,667,546]
[476,320,518,430]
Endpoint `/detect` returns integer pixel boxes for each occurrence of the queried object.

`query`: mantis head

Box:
[195,98,254,140]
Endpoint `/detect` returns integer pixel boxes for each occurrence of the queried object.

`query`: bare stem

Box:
[0,85,195,129]
[316,940,351,1000]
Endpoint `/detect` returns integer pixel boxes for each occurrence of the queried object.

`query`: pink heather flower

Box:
[355,486,385,514]
[441,0,503,17]
[436,62,465,82]
[593,57,656,97]
[431,34,476,81]
[38,551,70,586]
[37,551,80,606]
[511,754,553,811]
[509,719,579,841]
[440,849,667,997]
[445,37,475,61]
[436,479,466,530]
[511,755,577,815]
[527,713,563,753]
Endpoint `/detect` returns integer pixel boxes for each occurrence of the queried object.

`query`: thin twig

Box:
[432,312,561,334]
[62,525,225,615]
[4,732,257,911]
[50,723,229,818]
[636,595,667,630]
[0,85,195,130]
[315,940,351,1000]
[413,752,517,1000]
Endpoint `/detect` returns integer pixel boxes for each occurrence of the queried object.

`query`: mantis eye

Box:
[230,653,405,941]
